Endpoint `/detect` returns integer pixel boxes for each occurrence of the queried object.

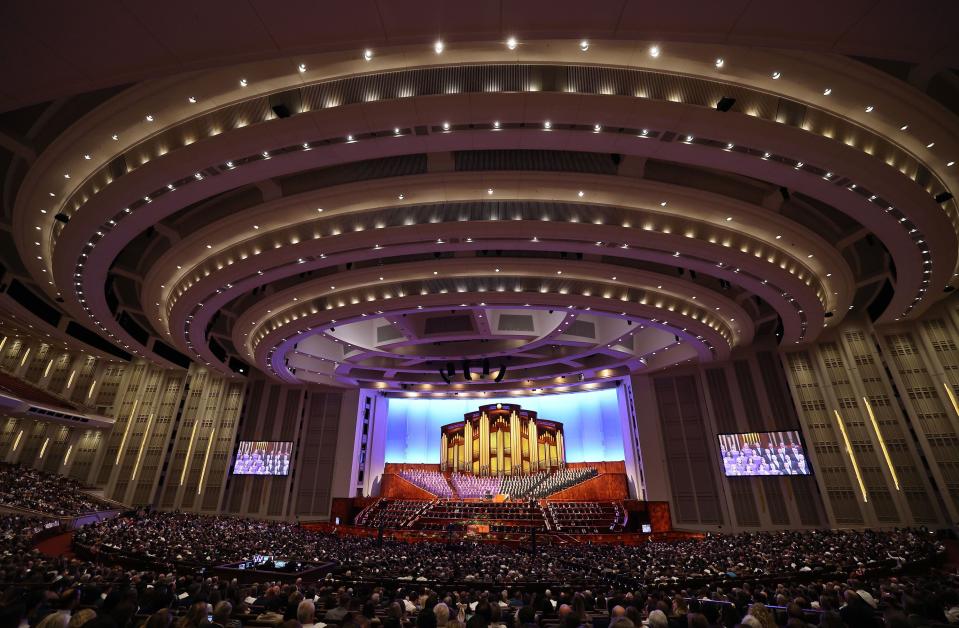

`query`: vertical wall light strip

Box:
[11,430,23,451]
[834,409,868,502]
[179,420,200,485]
[113,399,139,465]
[87,379,97,399]
[944,382,959,418]
[0,337,6,352]
[66,369,76,389]
[19,347,30,367]
[197,428,216,495]
[43,359,53,378]
[862,396,899,490]
[39,437,50,459]
[130,413,155,482]
[63,444,73,466]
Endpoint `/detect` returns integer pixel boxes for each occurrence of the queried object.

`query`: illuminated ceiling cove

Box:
[1,2,957,395]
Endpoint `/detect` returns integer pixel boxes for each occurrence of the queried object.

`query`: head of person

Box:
[434,603,450,627]
[297,600,316,625]
[213,602,232,626]
[608,619,635,628]
[648,610,669,628]
[68,610,97,628]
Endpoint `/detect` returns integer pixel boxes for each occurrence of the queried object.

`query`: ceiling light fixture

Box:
[364,49,373,61]
[434,40,444,54]
[649,45,660,57]
[298,63,307,73]
[771,71,781,79]
[579,40,589,51]
[239,78,248,87]
[714,57,724,68]
[506,36,518,50]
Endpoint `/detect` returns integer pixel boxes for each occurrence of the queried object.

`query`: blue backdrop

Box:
[384,388,625,464]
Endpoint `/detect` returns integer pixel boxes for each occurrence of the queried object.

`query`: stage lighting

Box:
[463,359,473,381]
[716,97,736,112]
[494,364,507,383]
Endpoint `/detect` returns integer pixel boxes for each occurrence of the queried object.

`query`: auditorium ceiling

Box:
[0,1,957,395]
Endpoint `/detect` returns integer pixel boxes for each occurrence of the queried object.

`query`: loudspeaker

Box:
[462,359,472,381]
[494,364,506,383]
[716,97,736,112]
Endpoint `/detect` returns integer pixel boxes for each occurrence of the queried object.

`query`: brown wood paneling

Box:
[379,473,438,499]
[548,472,629,501]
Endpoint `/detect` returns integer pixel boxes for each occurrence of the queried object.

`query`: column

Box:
[440,433,448,471]
[528,422,538,472]
[557,430,566,467]
[463,421,473,473]
[509,413,520,475]
[480,413,490,475]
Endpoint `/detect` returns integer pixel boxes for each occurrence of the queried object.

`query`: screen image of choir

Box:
[231,441,293,476]
[718,431,810,477]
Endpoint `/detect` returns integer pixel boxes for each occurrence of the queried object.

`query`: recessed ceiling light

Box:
[394,127,401,135]
[771,71,781,79]
[544,120,552,129]
[506,36,518,50]
[948,161,955,167]
[364,49,373,61]
[578,190,585,197]
[487,188,494,195]
[188,96,197,103]
[398,193,404,200]
[927,142,935,148]
[649,45,660,58]
[442,121,450,131]
[579,40,589,51]
[660,201,667,207]
[725,217,733,221]
[253,225,259,230]
[714,57,724,68]
[298,63,307,73]
[492,121,500,129]
[775,235,782,239]
[145,114,154,122]
[822,88,832,96]
[434,40,444,54]
[864,105,874,113]
[239,78,248,87]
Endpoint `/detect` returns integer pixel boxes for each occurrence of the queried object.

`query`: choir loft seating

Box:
[394,466,599,499]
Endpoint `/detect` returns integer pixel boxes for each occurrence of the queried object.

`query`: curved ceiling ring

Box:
[46,99,945,364]
[146,171,850,322]
[198,222,818,354]
[256,292,728,385]
[152,175,846,343]
[16,40,957,248]
[231,258,756,356]
[26,55,956,294]
[58,99,936,310]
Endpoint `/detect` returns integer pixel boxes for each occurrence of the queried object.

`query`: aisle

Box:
[36,531,74,558]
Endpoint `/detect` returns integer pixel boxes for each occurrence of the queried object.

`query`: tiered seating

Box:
[356,499,427,528]
[398,469,452,497]
[529,466,597,497]
[0,463,116,516]
[500,470,548,497]
[450,472,501,497]
[414,499,546,531]
[548,500,624,533]
[0,370,78,410]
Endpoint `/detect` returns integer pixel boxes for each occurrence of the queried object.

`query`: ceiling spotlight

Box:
[188,96,197,103]
[434,39,444,54]
[927,141,936,148]
[578,190,585,197]
[544,120,552,129]
[493,120,501,129]
[487,188,494,195]
[239,78,248,87]
[364,49,373,61]
[771,71,781,79]
[593,123,602,132]
[506,36,518,50]
[83,154,91,160]
[900,124,909,131]
[298,63,307,73]
[714,57,724,68]
[864,105,874,113]
[649,44,660,58]
[145,114,154,122]
[579,39,589,51]
[394,127,401,136]
[442,121,450,131]
[948,161,955,167]
[822,88,832,96]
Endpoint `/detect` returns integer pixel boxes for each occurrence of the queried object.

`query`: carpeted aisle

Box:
[36,531,74,558]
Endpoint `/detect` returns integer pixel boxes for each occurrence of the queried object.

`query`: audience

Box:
[0,498,953,628]
[0,463,114,516]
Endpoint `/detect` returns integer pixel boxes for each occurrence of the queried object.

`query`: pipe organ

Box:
[440,403,565,475]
